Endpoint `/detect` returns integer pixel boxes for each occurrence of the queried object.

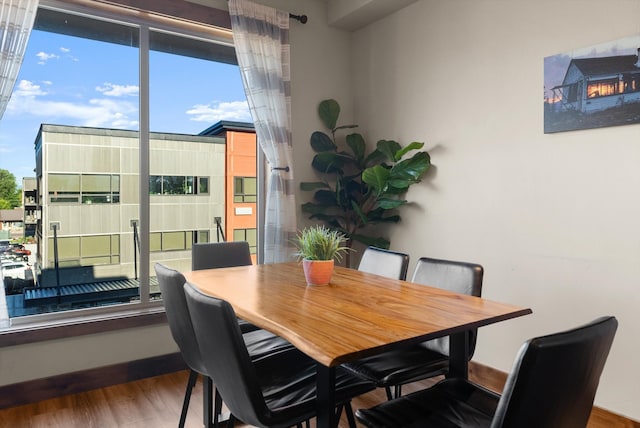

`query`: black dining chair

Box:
[344,257,484,400]
[355,316,618,428]
[192,241,259,333]
[155,263,297,428]
[357,246,410,280]
[184,281,377,428]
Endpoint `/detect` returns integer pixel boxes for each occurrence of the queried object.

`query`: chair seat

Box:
[243,328,296,361]
[355,378,499,428]
[256,354,377,426]
[343,345,449,386]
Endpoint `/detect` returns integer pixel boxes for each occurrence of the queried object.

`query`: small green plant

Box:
[292,225,351,262]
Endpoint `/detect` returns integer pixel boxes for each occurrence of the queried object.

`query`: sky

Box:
[0,28,251,184]
[544,33,640,102]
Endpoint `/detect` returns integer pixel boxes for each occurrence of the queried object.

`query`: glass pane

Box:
[2,7,141,319]
[198,177,209,194]
[149,28,248,273]
[245,177,257,195]
[81,235,111,258]
[162,232,185,251]
[150,233,162,252]
[82,175,111,192]
[49,174,80,192]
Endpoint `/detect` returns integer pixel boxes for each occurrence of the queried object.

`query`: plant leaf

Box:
[312,152,345,173]
[335,124,359,131]
[377,140,402,162]
[350,233,390,249]
[300,181,330,191]
[376,198,407,209]
[346,133,366,161]
[351,200,368,224]
[394,141,424,161]
[318,99,340,130]
[310,131,336,152]
[363,149,387,167]
[314,189,338,206]
[388,151,431,183]
[362,165,390,193]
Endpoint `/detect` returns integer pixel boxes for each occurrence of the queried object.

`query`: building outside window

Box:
[0,1,255,327]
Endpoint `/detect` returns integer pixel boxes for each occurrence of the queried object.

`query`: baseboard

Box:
[469,361,639,427]
[0,352,187,409]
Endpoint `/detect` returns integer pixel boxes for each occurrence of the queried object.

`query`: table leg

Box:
[316,364,336,428]
[448,331,469,380]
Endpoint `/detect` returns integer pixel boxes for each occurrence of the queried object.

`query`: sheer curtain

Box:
[229,0,296,263]
[0,0,39,119]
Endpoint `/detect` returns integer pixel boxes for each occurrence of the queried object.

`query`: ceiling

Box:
[325,0,419,31]
[186,0,419,31]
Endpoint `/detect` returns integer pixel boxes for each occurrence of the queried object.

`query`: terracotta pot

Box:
[302,259,334,286]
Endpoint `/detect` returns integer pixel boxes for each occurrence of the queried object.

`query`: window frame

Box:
[0,0,239,346]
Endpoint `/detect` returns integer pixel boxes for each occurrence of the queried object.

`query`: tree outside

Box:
[0,169,22,209]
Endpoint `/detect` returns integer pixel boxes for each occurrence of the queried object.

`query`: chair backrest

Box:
[183,281,270,427]
[411,257,484,356]
[357,247,410,280]
[154,263,207,375]
[492,316,618,428]
[192,241,252,271]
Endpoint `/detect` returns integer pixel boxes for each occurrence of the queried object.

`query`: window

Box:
[49,174,120,204]
[149,175,210,195]
[1,1,249,329]
[234,176,257,202]
[233,228,257,254]
[587,78,619,98]
[149,230,210,252]
[47,234,120,266]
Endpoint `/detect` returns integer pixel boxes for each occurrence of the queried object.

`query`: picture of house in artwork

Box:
[545,47,640,133]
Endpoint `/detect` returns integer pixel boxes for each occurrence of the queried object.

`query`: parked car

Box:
[1,261,33,280]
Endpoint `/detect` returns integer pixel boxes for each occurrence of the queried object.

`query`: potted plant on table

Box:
[292,225,351,286]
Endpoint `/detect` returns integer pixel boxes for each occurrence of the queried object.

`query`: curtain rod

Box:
[226,1,307,24]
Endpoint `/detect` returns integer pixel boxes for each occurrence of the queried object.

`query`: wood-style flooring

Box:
[0,370,635,428]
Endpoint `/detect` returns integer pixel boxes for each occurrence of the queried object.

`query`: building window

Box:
[149,175,209,195]
[149,230,210,252]
[49,174,120,204]
[234,177,257,202]
[233,228,257,254]
[587,78,619,98]
[47,234,120,267]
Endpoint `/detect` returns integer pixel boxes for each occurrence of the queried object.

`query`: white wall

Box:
[350,0,640,420]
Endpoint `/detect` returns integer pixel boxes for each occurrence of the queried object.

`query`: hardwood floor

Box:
[0,370,636,428]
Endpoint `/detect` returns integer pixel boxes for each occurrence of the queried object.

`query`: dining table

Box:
[183,261,532,428]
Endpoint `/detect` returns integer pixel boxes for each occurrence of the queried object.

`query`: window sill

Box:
[0,305,167,348]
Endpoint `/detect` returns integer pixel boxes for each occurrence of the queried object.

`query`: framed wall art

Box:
[544,34,640,133]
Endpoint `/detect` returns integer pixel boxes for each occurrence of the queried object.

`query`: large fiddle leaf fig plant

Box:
[300,99,431,264]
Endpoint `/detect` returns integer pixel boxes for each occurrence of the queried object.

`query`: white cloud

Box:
[13,80,47,97]
[186,100,251,123]
[96,83,139,97]
[6,80,139,129]
[60,47,70,53]
[36,51,59,64]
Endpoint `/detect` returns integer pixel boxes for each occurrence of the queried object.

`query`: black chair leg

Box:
[384,386,393,401]
[226,414,236,428]
[394,384,402,399]
[344,402,357,428]
[203,375,214,428]
[179,370,198,428]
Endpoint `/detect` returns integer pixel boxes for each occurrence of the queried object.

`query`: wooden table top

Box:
[184,262,532,367]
